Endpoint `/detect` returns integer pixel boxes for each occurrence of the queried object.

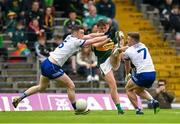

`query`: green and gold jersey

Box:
[93,37,117,66]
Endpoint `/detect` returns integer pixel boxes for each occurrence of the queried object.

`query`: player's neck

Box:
[132,41,140,46]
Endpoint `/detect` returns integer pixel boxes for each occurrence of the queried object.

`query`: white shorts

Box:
[99,57,112,76]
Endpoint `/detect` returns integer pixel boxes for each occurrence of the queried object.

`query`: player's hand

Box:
[125,73,131,83]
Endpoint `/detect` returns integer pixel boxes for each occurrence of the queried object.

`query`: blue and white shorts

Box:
[131,71,156,88]
[41,58,64,79]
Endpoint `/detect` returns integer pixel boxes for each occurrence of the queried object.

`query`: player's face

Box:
[97,25,108,33]
[77,29,85,39]
[127,36,134,46]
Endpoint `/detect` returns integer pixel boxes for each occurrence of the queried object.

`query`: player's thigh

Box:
[39,75,50,89]
[104,70,117,88]
[109,54,121,71]
[110,52,122,62]
[55,73,75,89]
[125,79,140,91]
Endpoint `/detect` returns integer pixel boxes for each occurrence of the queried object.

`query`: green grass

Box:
[0,109,180,123]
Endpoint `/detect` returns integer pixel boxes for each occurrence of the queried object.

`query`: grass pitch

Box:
[0,109,180,123]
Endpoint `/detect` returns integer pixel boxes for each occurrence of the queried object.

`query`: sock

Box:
[116,104,123,112]
[72,102,76,110]
[19,92,28,101]
[136,108,141,112]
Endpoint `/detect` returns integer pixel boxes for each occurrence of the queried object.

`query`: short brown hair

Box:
[54,34,62,40]
[96,19,108,27]
[71,25,84,33]
[127,32,140,42]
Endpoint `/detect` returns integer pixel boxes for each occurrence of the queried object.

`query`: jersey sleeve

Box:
[79,39,86,47]
[74,39,86,47]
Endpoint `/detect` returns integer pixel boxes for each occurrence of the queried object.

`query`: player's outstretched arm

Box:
[88,33,105,38]
[83,35,108,46]
[83,33,104,40]
[91,38,111,47]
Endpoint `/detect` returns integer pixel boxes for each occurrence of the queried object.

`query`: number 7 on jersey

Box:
[137,48,147,59]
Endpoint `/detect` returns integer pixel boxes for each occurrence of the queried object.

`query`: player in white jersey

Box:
[123,32,159,115]
[12,25,110,115]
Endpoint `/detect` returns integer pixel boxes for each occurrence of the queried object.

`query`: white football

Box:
[76,99,87,111]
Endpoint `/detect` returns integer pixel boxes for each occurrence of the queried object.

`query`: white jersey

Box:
[50,35,86,66]
[124,42,155,73]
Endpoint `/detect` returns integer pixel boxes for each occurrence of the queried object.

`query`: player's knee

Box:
[111,62,120,71]
[67,83,75,90]
[125,85,128,91]
[134,89,143,94]
[125,84,130,91]
[112,66,119,71]
[112,64,118,71]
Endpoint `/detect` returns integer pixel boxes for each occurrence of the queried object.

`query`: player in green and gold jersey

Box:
[92,19,127,115]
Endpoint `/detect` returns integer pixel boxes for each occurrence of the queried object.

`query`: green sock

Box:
[116,104,123,112]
